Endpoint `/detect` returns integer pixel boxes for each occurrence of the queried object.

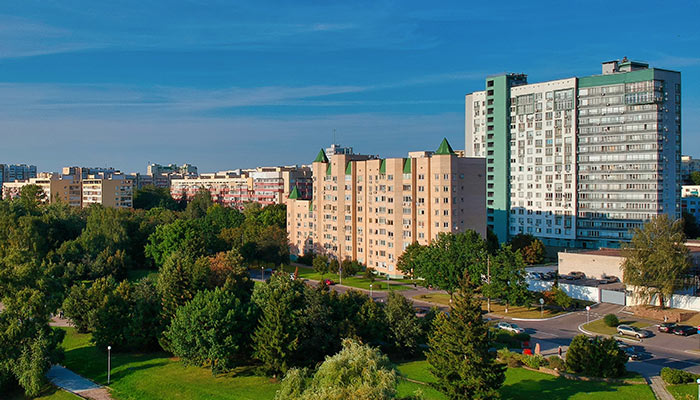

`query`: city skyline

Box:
[1,1,699,172]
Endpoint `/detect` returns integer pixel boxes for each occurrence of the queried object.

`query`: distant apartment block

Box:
[466,58,681,249]
[82,176,133,208]
[145,163,198,188]
[682,185,700,222]
[62,166,118,181]
[0,164,38,186]
[2,174,82,207]
[286,139,486,278]
[682,156,700,184]
[171,166,312,209]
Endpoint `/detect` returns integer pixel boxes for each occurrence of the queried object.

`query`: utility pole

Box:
[487,255,491,313]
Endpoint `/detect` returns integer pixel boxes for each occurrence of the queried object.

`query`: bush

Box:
[296,253,314,266]
[661,367,699,384]
[566,335,627,378]
[547,355,566,371]
[522,354,545,369]
[603,314,620,327]
[496,348,522,367]
[491,329,530,348]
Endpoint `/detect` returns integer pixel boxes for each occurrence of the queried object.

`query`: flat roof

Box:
[576,245,700,257]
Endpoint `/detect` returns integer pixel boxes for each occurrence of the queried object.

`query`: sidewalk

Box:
[46,365,112,400]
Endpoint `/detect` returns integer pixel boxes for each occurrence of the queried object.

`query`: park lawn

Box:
[284,265,410,291]
[7,385,80,400]
[412,294,568,318]
[396,360,655,400]
[667,383,696,400]
[58,327,280,400]
[583,318,652,336]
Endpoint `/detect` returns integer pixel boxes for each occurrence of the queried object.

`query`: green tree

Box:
[622,215,691,308]
[164,287,256,374]
[156,251,210,318]
[335,290,386,345]
[566,335,627,378]
[313,255,329,279]
[295,285,340,367]
[251,272,307,376]
[385,291,422,357]
[690,171,700,185]
[185,188,213,219]
[486,228,500,255]
[275,339,397,400]
[427,289,505,399]
[682,211,700,240]
[145,218,223,267]
[396,242,427,280]
[62,277,116,333]
[482,245,529,313]
[205,250,254,301]
[509,234,545,265]
[133,185,178,210]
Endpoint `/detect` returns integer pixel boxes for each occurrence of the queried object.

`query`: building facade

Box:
[2,175,82,207]
[682,156,700,184]
[0,164,38,186]
[82,176,134,208]
[287,139,486,277]
[466,58,681,248]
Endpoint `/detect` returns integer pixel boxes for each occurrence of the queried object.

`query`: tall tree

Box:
[185,188,213,219]
[682,211,700,240]
[156,251,210,318]
[622,215,691,308]
[427,288,505,399]
[396,242,427,280]
[482,245,529,313]
[313,255,329,279]
[509,233,545,265]
[385,291,423,357]
[133,185,178,210]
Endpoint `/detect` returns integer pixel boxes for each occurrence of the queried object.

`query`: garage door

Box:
[601,289,626,305]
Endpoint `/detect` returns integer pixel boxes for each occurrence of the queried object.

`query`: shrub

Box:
[661,367,698,384]
[603,314,620,327]
[522,354,545,369]
[491,329,530,348]
[547,355,566,371]
[566,335,627,378]
[497,348,523,367]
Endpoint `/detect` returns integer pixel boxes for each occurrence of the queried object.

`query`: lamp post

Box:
[261,266,264,281]
[107,346,112,385]
[586,305,591,324]
[369,284,373,299]
[339,266,342,286]
[539,298,544,318]
[696,378,700,400]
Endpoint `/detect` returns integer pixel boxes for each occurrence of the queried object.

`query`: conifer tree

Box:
[426,288,505,399]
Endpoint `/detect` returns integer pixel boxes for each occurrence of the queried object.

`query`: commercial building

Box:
[171,166,312,209]
[2,174,82,207]
[466,58,681,249]
[286,139,486,277]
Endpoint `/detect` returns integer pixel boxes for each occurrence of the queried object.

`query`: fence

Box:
[559,283,600,303]
[526,279,554,292]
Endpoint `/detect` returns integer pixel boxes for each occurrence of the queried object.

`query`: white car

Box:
[496,321,525,334]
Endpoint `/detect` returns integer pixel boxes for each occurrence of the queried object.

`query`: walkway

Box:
[648,376,675,400]
[46,365,112,400]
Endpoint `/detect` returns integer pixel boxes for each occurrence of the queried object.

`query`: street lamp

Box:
[696,378,700,400]
[539,298,544,317]
[586,305,591,324]
[107,346,112,385]
[369,284,373,299]
[339,266,342,286]
[261,266,264,281]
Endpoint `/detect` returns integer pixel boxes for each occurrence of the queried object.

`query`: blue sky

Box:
[1,0,699,173]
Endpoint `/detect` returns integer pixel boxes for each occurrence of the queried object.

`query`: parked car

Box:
[542,271,557,281]
[658,322,677,333]
[527,272,543,280]
[496,321,525,334]
[324,279,335,286]
[617,324,651,339]
[569,271,586,280]
[673,325,697,336]
[599,274,619,284]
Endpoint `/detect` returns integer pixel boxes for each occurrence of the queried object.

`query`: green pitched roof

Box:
[379,159,386,174]
[326,163,332,176]
[288,186,300,199]
[435,138,455,155]
[403,158,411,174]
[313,149,329,163]
[345,161,352,175]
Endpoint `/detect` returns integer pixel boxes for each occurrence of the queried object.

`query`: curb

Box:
[509,312,574,322]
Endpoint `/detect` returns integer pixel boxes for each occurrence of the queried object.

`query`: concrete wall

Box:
[557,252,623,279]
[627,291,700,312]
[527,279,554,292]
[559,283,600,303]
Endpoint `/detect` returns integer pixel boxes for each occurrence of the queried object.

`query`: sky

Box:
[1,1,699,173]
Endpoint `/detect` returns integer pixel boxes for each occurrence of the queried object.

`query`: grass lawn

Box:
[396,360,655,400]
[583,318,652,336]
[667,383,697,400]
[412,294,568,318]
[59,327,280,400]
[283,265,410,291]
[7,385,80,400]
[126,269,159,282]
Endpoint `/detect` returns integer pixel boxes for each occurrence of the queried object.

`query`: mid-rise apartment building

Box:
[682,156,700,184]
[287,139,486,277]
[0,164,38,186]
[82,176,133,208]
[682,185,700,222]
[466,58,681,248]
[171,166,312,209]
[2,175,82,207]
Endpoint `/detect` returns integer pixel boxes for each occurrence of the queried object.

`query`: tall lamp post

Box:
[261,266,264,281]
[369,284,373,299]
[107,346,112,385]
[586,305,591,324]
[696,378,700,400]
[339,266,342,286]
[539,298,544,318]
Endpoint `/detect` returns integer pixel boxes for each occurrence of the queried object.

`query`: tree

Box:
[396,242,427,280]
[206,250,254,301]
[156,251,210,318]
[145,218,223,267]
[133,185,178,210]
[566,335,627,378]
[295,285,341,367]
[313,255,329,279]
[481,245,529,313]
[691,171,700,185]
[622,215,691,308]
[275,339,397,400]
[251,272,307,376]
[509,234,545,265]
[682,211,700,240]
[335,290,386,345]
[184,188,213,219]
[164,287,256,374]
[486,228,500,255]
[62,278,117,333]
[385,291,423,357]
[427,288,505,399]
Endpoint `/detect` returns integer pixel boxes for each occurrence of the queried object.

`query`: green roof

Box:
[403,158,411,174]
[288,186,300,199]
[313,149,329,163]
[345,161,352,175]
[309,201,313,211]
[379,159,386,174]
[326,163,332,176]
[435,138,455,155]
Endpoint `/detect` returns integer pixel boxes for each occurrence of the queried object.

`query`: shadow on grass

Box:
[63,346,171,384]
[501,377,624,400]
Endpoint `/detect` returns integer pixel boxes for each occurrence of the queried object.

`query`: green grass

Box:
[668,383,697,400]
[126,269,159,282]
[412,294,568,318]
[583,319,652,336]
[7,385,80,400]
[395,360,655,400]
[59,327,280,400]
[284,265,410,291]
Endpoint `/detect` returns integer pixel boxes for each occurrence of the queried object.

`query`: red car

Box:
[658,323,677,333]
[324,279,336,286]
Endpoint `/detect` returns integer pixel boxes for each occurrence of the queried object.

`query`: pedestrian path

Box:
[46,365,112,400]
[649,376,674,400]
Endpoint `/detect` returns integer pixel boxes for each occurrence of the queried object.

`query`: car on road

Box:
[324,279,336,286]
[672,325,697,336]
[569,271,586,280]
[617,324,651,339]
[658,322,677,333]
[496,321,525,334]
[616,343,641,361]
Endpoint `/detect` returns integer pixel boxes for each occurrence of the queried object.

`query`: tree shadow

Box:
[502,376,632,400]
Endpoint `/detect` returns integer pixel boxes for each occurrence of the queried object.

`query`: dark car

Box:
[658,322,678,333]
[569,271,586,280]
[618,344,641,361]
[673,325,697,336]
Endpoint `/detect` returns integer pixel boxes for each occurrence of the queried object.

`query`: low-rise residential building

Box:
[171,166,312,209]
[286,139,486,277]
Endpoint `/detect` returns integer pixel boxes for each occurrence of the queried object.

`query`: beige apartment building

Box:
[287,139,486,277]
[82,177,133,208]
[2,175,82,207]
